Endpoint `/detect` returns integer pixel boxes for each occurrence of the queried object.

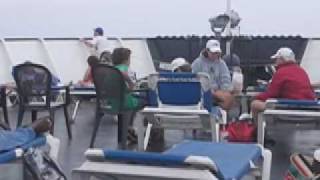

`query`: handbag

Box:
[225,120,256,142]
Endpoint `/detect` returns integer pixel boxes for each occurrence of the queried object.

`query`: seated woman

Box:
[112,48,147,144]
[78,56,99,87]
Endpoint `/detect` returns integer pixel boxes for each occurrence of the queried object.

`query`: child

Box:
[111,47,146,143]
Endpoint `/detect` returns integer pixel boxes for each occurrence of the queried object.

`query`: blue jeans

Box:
[0,128,36,153]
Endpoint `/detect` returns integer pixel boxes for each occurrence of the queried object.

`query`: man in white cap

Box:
[192,39,233,110]
[251,47,315,119]
[171,57,192,72]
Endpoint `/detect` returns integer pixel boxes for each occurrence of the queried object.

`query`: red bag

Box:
[226,120,256,142]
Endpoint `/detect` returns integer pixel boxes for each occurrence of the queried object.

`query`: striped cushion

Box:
[285,153,315,179]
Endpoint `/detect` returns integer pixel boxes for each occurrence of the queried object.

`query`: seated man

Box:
[251,47,316,119]
[222,53,241,76]
[171,57,192,72]
[192,39,233,110]
[0,117,51,152]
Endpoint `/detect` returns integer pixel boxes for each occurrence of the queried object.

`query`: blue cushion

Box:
[103,150,186,166]
[165,141,261,180]
[158,81,201,105]
[159,72,197,79]
[146,72,213,112]
[276,99,320,106]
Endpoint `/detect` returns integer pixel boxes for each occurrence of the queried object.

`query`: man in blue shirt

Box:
[0,117,51,152]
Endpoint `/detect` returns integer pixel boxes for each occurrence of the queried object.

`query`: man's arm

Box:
[80,38,97,48]
[255,71,284,101]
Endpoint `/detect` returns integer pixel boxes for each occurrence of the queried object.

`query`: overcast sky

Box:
[0,0,319,38]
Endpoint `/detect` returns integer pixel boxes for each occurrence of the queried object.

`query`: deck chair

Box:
[257,99,320,145]
[73,140,272,180]
[135,72,224,150]
[69,85,96,123]
[13,63,72,139]
[90,64,135,149]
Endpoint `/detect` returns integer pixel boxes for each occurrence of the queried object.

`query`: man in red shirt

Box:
[251,47,316,119]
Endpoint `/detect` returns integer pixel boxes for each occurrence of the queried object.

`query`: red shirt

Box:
[83,67,93,83]
[255,63,315,101]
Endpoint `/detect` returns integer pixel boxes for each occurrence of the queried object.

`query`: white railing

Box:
[0,38,156,84]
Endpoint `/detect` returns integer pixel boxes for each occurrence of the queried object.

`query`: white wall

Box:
[301,39,320,84]
[0,38,156,84]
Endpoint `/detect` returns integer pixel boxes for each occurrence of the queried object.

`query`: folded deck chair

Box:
[135,72,226,150]
[257,98,320,145]
[73,140,272,180]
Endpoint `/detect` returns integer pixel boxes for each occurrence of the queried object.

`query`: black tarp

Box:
[147,36,308,87]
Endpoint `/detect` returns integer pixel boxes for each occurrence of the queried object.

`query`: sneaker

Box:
[127,129,137,144]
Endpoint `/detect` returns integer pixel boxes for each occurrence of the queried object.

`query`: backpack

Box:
[23,147,67,180]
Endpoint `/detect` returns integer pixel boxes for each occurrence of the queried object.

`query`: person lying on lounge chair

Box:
[0,116,51,152]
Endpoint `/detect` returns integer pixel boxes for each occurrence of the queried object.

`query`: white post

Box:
[225,0,232,55]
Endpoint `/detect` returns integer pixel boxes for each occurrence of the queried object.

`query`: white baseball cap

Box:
[206,39,222,53]
[271,47,295,60]
[171,57,188,72]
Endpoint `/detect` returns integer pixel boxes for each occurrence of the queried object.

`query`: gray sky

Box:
[0,0,319,38]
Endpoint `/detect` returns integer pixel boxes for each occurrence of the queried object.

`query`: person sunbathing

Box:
[0,116,51,152]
